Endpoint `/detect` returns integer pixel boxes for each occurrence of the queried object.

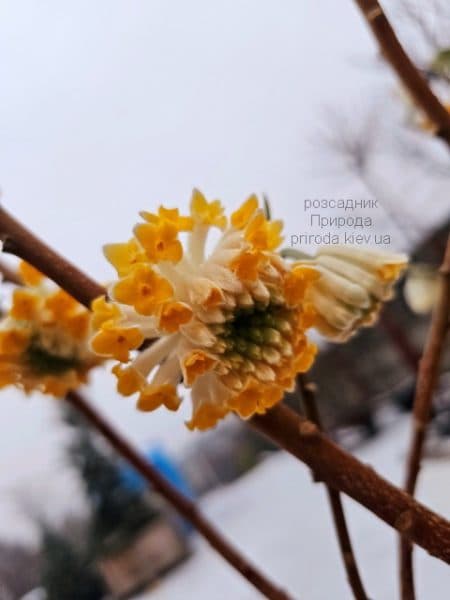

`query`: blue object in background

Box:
[119,445,195,534]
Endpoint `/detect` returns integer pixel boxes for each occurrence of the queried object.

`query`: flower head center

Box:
[25,342,80,376]
[213,303,296,370]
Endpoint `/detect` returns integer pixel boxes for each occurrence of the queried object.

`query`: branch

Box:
[399,236,450,600]
[353,0,450,146]
[249,404,450,564]
[297,376,369,600]
[2,205,450,564]
[0,206,105,307]
[66,391,293,600]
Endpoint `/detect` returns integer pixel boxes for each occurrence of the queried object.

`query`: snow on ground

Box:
[137,418,450,600]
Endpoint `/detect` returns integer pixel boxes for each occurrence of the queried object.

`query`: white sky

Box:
[0,0,449,545]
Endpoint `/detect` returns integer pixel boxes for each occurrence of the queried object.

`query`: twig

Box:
[66,391,293,600]
[379,311,420,373]
[353,0,450,146]
[297,376,369,600]
[399,236,450,600]
[1,206,450,563]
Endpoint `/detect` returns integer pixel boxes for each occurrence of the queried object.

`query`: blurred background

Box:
[0,1,449,598]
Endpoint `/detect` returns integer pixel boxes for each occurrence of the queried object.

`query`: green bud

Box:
[262,346,281,365]
[234,338,249,355]
[247,327,264,344]
[246,342,263,360]
[273,317,292,335]
[263,328,282,347]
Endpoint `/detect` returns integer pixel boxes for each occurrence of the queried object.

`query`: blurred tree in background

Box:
[38,406,164,599]
[40,527,105,600]
[63,406,161,557]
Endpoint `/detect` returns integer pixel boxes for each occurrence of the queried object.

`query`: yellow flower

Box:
[141,206,194,232]
[283,266,320,306]
[230,195,258,229]
[0,262,100,396]
[182,350,218,385]
[230,249,263,282]
[91,322,144,363]
[91,191,406,430]
[112,264,173,316]
[134,221,183,263]
[0,329,30,356]
[186,392,229,431]
[44,289,79,321]
[104,239,147,277]
[245,212,283,251]
[19,262,44,286]
[159,301,193,333]
[190,188,227,230]
[137,383,180,412]
[10,289,40,321]
[112,364,145,396]
[91,192,319,430]
[91,296,121,329]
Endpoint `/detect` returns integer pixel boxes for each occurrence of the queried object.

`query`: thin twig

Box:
[297,376,369,600]
[379,311,420,373]
[353,0,450,146]
[66,391,293,600]
[1,206,450,563]
[399,236,450,600]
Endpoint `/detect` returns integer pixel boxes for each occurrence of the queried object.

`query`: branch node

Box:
[366,6,382,22]
[304,381,318,395]
[396,510,415,534]
[298,419,320,438]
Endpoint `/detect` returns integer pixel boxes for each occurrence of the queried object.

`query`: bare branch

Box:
[353,0,450,146]
[399,236,450,599]
[250,403,450,564]
[66,391,293,600]
[297,376,369,600]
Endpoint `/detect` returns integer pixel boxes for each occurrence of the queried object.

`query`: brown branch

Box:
[0,206,105,307]
[249,403,450,564]
[399,236,450,600]
[353,0,450,146]
[66,391,293,600]
[2,206,450,564]
[297,376,369,600]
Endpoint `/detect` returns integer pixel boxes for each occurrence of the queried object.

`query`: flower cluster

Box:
[91,191,319,430]
[0,262,100,396]
[299,245,408,341]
